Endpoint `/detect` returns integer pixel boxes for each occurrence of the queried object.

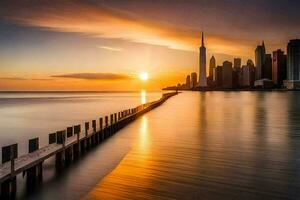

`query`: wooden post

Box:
[99,118,103,141]
[49,133,56,144]
[105,116,108,138]
[85,122,90,149]
[64,127,73,164]
[114,113,117,132]
[27,138,42,184]
[1,144,18,199]
[67,126,73,138]
[73,125,81,158]
[56,130,66,168]
[110,114,114,135]
[92,120,97,145]
[85,122,89,137]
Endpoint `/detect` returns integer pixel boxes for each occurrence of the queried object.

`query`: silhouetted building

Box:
[213,66,223,87]
[222,61,233,88]
[208,55,216,87]
[265,54,272,80]
[233,58,241,72]
[186,75,191,89]
[241,59,255,88]
[285,39,300,89]
[255,41,266,80]
[254,79,274,89]
[209,55,216,79]
[272,49,287,87]
[199,32,207,87]
[191,72,198,88]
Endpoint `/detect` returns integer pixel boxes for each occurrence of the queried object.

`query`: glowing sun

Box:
[139,72,149,81]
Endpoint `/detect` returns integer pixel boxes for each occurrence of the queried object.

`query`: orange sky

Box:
[0,0,296,91]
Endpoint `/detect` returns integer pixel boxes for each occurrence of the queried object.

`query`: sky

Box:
[0,0,300,91]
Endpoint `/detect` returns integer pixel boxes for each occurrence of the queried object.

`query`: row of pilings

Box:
[0,92,178,199]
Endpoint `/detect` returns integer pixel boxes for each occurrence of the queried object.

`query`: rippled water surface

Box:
[2,91,300,200]
[84,91,300,200]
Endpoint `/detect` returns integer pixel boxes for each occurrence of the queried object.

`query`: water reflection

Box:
[85,91,300,200]
[139,116,149,154]
[141,90,146,104]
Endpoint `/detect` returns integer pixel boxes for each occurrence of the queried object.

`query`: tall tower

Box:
[255,41,266,80]
[199,32,207,87]
[209,55,216,79]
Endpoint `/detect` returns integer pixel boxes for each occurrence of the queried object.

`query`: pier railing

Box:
[0,91,178,199]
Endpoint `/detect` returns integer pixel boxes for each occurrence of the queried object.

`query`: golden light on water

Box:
[139,116,149,153]
[141,90,147,104]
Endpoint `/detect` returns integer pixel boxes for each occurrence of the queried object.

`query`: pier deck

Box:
[0,92,177,195]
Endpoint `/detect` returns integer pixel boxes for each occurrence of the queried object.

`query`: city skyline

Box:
[1,1,300,90]
[171,35,300,90]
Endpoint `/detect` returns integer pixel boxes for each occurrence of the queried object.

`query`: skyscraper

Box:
[191,72,198,88]
[209,55,216,79]
[233,58,242,88]
[213,66,223,87]
[285,39,300,89]
[233,58,241,72]
[222,61,233,88]
[186,75,191,89]
[265,54,273,79]
[199,32,207,87]
[241,59,255,88]
[272,49,287,87]
[255,41,266,80]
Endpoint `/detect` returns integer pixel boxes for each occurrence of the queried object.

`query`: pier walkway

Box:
[0,92,178,199]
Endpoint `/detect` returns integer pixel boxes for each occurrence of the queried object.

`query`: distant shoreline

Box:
[162,88,300,92]
[0,90,162,93]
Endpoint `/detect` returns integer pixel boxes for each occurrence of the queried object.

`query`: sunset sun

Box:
[139,72,149,81]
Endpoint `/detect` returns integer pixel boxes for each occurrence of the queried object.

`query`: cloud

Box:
[0,0,255,55]
[51,73,132,80]
[97,46,122,52]
[1,0,299,57]
[31,78,53,81]
[0,77,27,80]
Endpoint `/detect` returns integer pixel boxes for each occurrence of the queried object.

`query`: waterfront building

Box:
[272,49,287,87]
[199,32,207,87]
[186,75,191,89]
[209,56,216,79]
[285,39,300,89]
[208,55,216,87]
[213,66,223,87]
[241,59,255,88]
[254,79,274,89]
[191,72,198,88]
[255,41,266,80]
[265,54,273,80]
[222,61,233,88]
[233,58,242,72]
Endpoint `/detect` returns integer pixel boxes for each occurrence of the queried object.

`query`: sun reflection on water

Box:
[141,90,147,104]
[139,116,149,154]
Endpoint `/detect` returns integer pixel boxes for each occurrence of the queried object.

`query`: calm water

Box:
[2,91,300,199]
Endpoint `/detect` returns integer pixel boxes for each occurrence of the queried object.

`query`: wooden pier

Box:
[0,92,178,199]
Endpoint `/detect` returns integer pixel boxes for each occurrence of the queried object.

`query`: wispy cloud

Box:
[97,46,122,52]
[0,0,246,54]
[51,73,132,80]
[31,78,53,81]
[0,77,27,80]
